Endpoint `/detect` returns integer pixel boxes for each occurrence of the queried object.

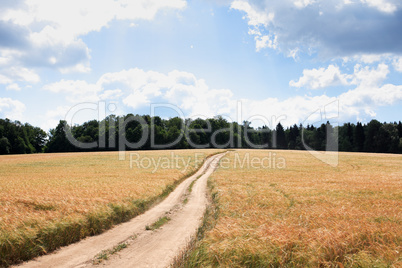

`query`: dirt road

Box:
[16,152,225,268]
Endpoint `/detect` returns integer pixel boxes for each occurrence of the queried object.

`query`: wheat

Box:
[0,149,222,266]
[189,149,402,267]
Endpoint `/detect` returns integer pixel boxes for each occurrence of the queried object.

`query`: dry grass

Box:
[186,150,402,267]
[0,149,222,266]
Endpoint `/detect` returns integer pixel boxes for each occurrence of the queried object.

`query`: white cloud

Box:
[0,63,40,90]
[0,74,12,84]
[10,67,40,83]
[99,89,123,101]
[290,65,351,89]
[255,34,277,51]
[42,104,101,131]
[230,1,274,26]
[43,66,402,128]
[393,56,402,72]
[42,105,71,131]
[59,63,91,74]
[6,83,21,91]
[290,63,390,90]
[343,54,393,64]
[350,63,389,87]
[229,0,402,57]
[0,0,187,81]
[288,48,300,60]
[240,95,335,127]
[0,56,10,66]
[338,82,402,119]
[341,83,402,108]
[231,1,276,52]
[43,80,101,103]
[294,0,316,9]
[123,91,152,110]
[287,63,401,122]
[4,0,186,43]
[356,54,388,64]
[240,62,401,125]
[360,0,397,13]
[45,106,71,120]
[0,65,40,85]
[0,97,25,120]
[243,78,402,127]
[99,68,236,117]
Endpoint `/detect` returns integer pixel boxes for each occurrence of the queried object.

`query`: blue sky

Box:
[0,0,401,131]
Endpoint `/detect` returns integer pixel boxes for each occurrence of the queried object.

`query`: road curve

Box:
[16,152,226,268]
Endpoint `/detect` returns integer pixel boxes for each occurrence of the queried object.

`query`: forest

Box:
[0,115,401,154]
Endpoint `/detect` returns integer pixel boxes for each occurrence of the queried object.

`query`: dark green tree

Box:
[46,120,75,153]
[0,137,11,154]
[274,123,286,149]
[354,122,365,152]
[364,119,382,152]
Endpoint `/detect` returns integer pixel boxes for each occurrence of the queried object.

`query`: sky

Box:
[0,0,402,131]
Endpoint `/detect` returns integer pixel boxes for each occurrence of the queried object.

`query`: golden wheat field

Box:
[191,150,402,267]
[0,149,222,265]
[0,149,223,232]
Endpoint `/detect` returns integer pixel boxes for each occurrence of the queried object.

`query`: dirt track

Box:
[16,152,225,268]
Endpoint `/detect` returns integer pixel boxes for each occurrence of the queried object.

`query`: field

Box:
[185,150,402,267]
[0,149,223,266]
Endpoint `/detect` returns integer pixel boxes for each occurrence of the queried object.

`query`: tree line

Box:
[0,118,47,154]
[1,115,401,154]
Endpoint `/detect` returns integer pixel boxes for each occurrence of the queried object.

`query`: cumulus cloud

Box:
[3,66,40,83]
[99,68,236,118]
[341,83,402,113]
[4,0,186,48]
[287,63,401,122]
[0,74,12,84]
[40,106,72,131]
[44,66,402,127]
[230,1,274,26]
[43,80,102,103]
[230,0,402,57]
[343,53,393,64]
[0,97,25,120]
[294,0,316,9]
[242,78,402,127]
[290,63,390,90]
[290,65,351,89]
[393,56,402,72]
[231,1,276,52]
[0,0,187,84]
[99,89,123,101]
[6,83,21,91]
[350,63,389,87]
[0,63,40,90]
[361,0,398,13]
[340,64,395,108]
